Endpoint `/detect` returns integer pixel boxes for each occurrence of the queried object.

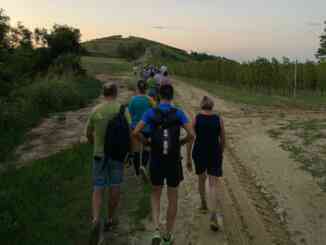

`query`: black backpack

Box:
[150,108,181,160]
[104,105,131,162]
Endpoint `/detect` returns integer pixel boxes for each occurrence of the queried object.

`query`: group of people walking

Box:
[86,66,225,245]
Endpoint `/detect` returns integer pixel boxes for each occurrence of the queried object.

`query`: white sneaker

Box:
[139,166,149,183]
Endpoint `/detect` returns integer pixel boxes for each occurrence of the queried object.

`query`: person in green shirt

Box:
[147,71,159,101]
[86,83,131,243]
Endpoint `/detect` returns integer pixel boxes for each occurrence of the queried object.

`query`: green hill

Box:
[82,35,192,62]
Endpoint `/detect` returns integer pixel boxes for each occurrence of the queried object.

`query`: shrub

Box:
[0,75,102,163]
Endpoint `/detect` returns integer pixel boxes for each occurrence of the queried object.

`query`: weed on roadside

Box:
[268,119,326,191]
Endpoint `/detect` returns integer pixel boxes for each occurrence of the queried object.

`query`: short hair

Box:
[137,80,147,94]
[103,83,118,98]
[200,96,214,110]
[163,71,168,76]
[159,84,174,100]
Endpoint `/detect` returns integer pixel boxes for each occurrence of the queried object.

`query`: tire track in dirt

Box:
[174,79,294,245]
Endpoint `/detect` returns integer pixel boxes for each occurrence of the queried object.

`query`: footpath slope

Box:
[174,79,326,245]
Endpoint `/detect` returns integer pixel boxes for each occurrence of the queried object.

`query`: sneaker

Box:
[89,221,101,245]
[210,213,219,232]
[162,234,174,245]
[103,219,119,232]
[151,229,161,245]
[199,201,208,214]
[139,166,149,183]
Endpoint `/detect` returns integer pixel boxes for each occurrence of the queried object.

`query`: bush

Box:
[0,75,102,163]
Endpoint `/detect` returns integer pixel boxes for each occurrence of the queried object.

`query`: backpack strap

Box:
[119,104,126,116]
[151,107,179,128]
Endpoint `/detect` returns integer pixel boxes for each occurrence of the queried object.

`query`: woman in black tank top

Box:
[188,96,225,231]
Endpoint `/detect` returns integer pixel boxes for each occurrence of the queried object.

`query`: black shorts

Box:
[193,155,223,177]
[150,157,183,187]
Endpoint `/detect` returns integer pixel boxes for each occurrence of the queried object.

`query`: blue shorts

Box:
[92,156,124,189]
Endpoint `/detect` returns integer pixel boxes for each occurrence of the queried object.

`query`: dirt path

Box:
[14,72,326,245]
[174,79,326,245]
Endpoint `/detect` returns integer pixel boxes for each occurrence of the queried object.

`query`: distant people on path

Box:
[128,80,155,180]
[133,84,194,245]
[188,96,225,231]
[86,83,131,245]
[159,70,171,86]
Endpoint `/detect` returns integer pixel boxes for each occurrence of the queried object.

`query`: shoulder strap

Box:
[119,104,126,115]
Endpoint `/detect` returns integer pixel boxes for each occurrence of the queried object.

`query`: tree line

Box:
[0,8,86,97]
[0,9,101,163]
[168,21,326,96]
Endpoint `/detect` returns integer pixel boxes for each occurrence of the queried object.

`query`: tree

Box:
[0,9,10,50]
[35,24,81,59]
[316,21,326,61]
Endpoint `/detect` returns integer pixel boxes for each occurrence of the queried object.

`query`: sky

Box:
[2,0,326,61]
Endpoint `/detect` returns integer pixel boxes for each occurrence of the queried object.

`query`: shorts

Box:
[92,156,123,189]
[193,155,223,177]
[150,157,183,187]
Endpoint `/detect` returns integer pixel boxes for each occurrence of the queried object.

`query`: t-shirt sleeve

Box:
[176,109,189,125]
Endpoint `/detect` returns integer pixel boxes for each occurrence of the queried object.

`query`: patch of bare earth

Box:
[174,79,326,245]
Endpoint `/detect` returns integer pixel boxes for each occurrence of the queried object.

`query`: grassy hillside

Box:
[82,35,192,62]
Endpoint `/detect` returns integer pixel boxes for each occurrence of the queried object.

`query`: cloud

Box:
[152,25,188,31]
[306,21,322,27]
[153,26,167,30]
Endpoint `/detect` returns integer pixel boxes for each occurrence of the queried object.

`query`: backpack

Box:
[150,108,181,160]
[104,105,131,162]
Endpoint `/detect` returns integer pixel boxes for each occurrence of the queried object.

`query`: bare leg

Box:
[151,185,163,229]
[208,175,219,214]
[92,188,104,223]
[166,187,178,234]
[108,186,121,222]
[198,173,207,208]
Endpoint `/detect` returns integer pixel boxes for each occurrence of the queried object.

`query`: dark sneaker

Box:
[151,229,161,245]
[103,218,119,232]
[89,221,101,245]
[199,201,208,214]
[210,213,219,232]
[162,234,174,245]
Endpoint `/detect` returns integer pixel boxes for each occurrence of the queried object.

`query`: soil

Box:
[13,74,326,245]
[174,79,326,245]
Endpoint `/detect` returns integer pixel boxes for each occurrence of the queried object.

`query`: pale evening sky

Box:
[2,0,326,61]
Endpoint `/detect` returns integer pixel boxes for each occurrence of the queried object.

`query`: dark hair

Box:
[159,84,174,100]
[137,80,147,94]
[103,83,118,97]
[200,96,214,110]
[163,71,168,76]
[150,71,155,77]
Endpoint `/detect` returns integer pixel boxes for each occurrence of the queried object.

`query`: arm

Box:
[181,122,195,171]
[85,110,95,144]
[219,117,226,154]
[85,120,94,145]
[132,121,149,145]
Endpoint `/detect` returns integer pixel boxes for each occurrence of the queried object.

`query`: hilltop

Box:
[82,35,225,63]
[82,35,193,62]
